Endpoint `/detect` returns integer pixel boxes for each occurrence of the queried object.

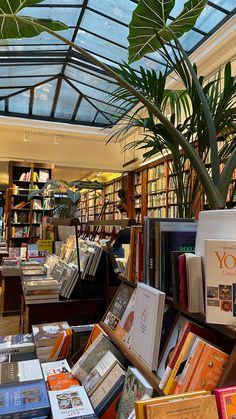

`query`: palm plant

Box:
[1,0,236,210]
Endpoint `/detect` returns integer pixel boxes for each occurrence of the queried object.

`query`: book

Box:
[187,342,229,392]
[0,359,43,385]
[103,283,134,332]
[144,394,218,419]
[32,321,70,348]
[0,380,50,418]
[48,385,96,418]
[205,239,236,325]
[185,253,204,313]
[41,359,71,380]
[117,366,153,419]
[47,372,79,391]
[215,386,236,419]
[115,288,137,348]
[91,365,125,416]
[71,324,93,356]
[0,334,35,355]
[71,334,125,382]
[130,282,165,371]
[134,390,210,419]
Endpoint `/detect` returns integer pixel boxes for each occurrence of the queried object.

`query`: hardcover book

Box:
[115,288,137,348]
[117,366,153,419]
[41,359,71,380]
[32,321,70,347]
[48,385,96,418]
[215,386,236,419]
[130,283,165,371]
[205,239,236,325]
[0,380,50,418]
[103,283,134,332]
[0,359,43,385]
[0,334,35,355]
[144,394,218,419]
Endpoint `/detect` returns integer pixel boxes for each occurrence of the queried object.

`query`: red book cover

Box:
[215,386,236,419]
[101,390,122,419]
[178,253,188,310]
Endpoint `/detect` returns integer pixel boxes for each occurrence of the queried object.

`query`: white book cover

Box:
[48,385,95,418]
[130,283,165,371]
[17,359,43,382]
[205,239,236,325]
[41,359,71,380]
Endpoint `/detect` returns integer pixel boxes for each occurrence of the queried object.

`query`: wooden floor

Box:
[0,287,21,336]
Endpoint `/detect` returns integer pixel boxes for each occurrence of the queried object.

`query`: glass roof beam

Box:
[50,76,63,118]
[29,89,34,116]
[71,94,83,121]
[0,76,59,101]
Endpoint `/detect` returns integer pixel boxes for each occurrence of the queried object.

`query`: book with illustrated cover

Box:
[215,386,236,419]
[0,380,50,418]
[144,394,218,419]
[47,372,79,391]
[41,359,71,380]
[117,366,153,419]
[205,239,236,325]
[130,283,165,371]
[115,288,137,348]
[48,385,96,418]
[71,334,125,382]
[103,283,134,332]
[0,359,43,386]
[0,334,35,355]
[32,321,70,348]
[100,379,125,419]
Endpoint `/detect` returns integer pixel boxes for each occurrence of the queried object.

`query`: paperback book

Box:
[0,359,43,385]
[48,385,96,418]
[0,334,35,355]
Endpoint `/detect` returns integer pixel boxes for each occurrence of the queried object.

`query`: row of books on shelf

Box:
[11,197,54,211]
[16,169,50,182]
[147,177,167,192]
[0,321,231,418]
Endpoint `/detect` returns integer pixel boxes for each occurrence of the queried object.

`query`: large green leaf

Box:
[128,0,208,63]
[0,0,67,39]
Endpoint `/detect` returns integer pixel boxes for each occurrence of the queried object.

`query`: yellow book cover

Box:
[135,390,210,419]
[164,331,196,395]
[145,394,218,419]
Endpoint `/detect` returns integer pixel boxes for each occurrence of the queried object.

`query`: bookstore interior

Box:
[0,1,235,418]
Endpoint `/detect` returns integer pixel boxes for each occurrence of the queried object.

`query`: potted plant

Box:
[1,0,236,211]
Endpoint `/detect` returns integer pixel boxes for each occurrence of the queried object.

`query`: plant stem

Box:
[171,33,220,186]
[218,147,236,201]
[20,18,225,209]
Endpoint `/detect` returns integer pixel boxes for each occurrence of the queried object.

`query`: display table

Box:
[1,267,21,316]
[20,296,105,333]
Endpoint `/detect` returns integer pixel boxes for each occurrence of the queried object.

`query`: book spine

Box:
[163,332,196,395]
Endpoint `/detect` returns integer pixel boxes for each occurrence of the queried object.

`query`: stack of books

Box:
[22,277,61,304]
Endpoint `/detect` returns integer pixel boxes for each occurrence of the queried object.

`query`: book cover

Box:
[0,359,43,385]
[0,334,35,355]
[134,390,210,419]
[145,394,218,419]
[205,239,236,325]
[48,385,95,418]
[90,364,125,415]
[71,324,93,355]
[41,359,71,380]
[187,342,229,392]
[100,381,124,419]
[215,386,236,419]
[0,380,50,418]
[115,288,137,348]
[32,321,70,348]
[103,283,134,332]
[130,283,165,371]
[117,366,153,419]
[47,372,79,391]
[71,334,125,382]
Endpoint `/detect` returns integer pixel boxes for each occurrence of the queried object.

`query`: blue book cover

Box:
[0,381,50,418]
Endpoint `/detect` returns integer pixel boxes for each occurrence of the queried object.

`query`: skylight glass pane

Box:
[81,9,128,47]
[178,31,204,52]
[0,64,61,77]
[39,0,83,4]
[94,112,117,125]
[210,0,235,11]
[19,7,80,26]
[9,91,30,114]
[0,89,23,98]
[0,101,4,111]
[69,80,117,103]
[195,5,226,32]
[0,77,51,88]
[55,80,79,119]
[75,99,98,123]
[33,79,57,116]
[65,64,112,85]
[0,29,73,45]
[89,99,125,119]
[88,0,136,25]
[0,45,67,51]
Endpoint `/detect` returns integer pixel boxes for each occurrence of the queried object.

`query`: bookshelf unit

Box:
[7,161,53,247]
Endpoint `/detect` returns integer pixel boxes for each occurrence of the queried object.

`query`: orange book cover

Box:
[215,386,236,419]
[48,332,65,362]
[174,337,206,394]
[145,394,219,419]
[187,343,229,392]
[58,329,72,360]
[47,371,79,390]
[84,324,105,352]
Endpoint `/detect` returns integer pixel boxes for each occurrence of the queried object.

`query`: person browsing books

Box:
[112,219,137,257]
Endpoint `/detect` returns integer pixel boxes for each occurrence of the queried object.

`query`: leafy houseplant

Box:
[28,179,104,219]
[1,0,236,211]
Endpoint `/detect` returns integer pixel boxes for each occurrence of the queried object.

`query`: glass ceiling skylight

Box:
[0,0,234,127]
